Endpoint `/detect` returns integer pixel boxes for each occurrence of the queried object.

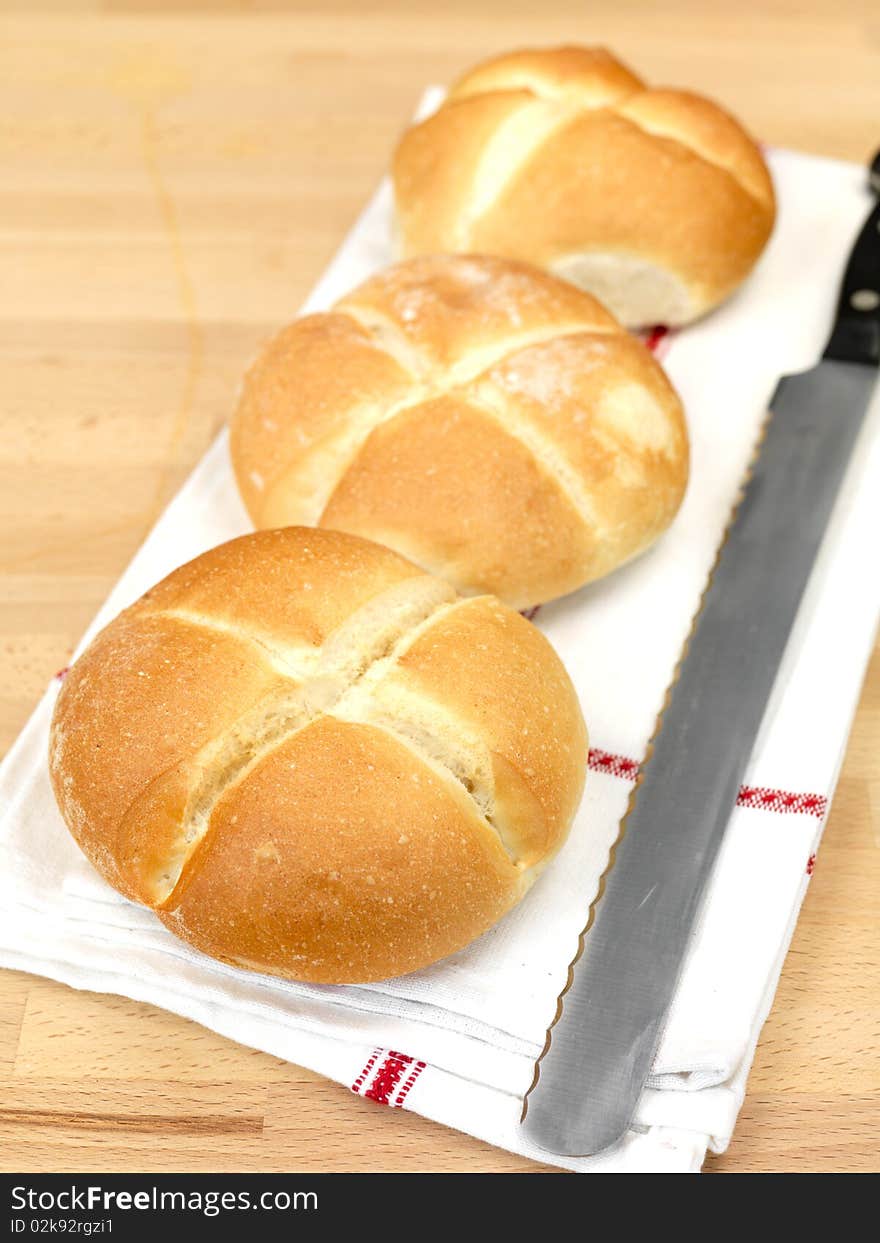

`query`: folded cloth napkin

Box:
[1,102,878,1171]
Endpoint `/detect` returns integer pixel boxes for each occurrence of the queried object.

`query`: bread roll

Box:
[49,528,587,984]
[231,254,689,609]
[392,46,776,326]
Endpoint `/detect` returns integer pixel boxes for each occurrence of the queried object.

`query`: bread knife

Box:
[522,150,880,1157]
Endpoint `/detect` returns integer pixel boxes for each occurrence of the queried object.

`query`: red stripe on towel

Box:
[737,786,827,818]
[588,747,641,780]
[643,325,674,359]
[588,748,827,819]
[352,1049,423,1106]
[364,1051,414,1105]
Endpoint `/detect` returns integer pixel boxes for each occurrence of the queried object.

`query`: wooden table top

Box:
[1,1,877,1174]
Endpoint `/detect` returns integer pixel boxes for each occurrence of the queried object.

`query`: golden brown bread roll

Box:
[392,46,776,326]
[49,528,588,984]
[231,254,689,610]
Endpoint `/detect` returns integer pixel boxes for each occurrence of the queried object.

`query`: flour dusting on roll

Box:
[49,528,588,984]
[231,254,689,609]
[392,46,776,326]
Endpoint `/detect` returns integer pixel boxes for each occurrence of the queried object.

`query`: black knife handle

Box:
[823,149,880,366]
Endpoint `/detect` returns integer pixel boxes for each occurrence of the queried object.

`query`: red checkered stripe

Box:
[587,746,828,820]
[350,1048,427,1106]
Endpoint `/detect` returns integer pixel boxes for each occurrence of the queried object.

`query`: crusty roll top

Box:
[231,254,689,608]
[392,46,775,325]
[50,528,588,983]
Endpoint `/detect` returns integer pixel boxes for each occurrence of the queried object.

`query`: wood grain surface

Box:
[1,0,878,1174]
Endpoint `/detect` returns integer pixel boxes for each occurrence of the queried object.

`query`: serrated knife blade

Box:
[521,151,880,1158]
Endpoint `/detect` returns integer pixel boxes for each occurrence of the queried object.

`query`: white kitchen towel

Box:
[1,114,878,1172]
